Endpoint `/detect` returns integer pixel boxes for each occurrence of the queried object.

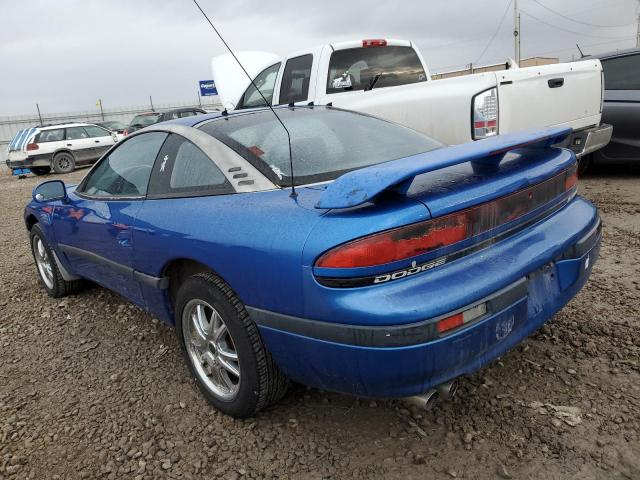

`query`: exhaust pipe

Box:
[404,389,439,411]
[437,380,458,402]
[403,379,459,410]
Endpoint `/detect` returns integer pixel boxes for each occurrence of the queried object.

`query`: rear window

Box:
[199,107,442,186]
[130,114,161,127]
[601,54,640,90]
[327,46,427,94]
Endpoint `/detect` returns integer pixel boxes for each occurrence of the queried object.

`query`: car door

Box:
[132,133,235,319]
[52,131,168,306]
[598,53,640,162]
[84,125,117,159]
[64,127,96,163]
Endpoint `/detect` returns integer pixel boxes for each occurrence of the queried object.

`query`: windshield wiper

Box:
[364,73,383,92]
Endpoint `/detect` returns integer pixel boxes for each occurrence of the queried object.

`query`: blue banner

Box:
[199,80,218,97]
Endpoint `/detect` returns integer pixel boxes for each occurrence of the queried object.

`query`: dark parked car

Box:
[582,48,640,171]
[124,108,207,136]
[96,120,127,134]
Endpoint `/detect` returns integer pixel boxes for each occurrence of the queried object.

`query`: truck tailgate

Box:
[497,59,603,134]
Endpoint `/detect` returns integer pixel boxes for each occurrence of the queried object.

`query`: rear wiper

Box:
[364,73,382,91]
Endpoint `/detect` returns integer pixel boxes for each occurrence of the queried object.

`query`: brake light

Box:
[472,88,498,140]
[316,166,577,270]
[123,129,128,136]
[26,143,39,151]
[362,39,387,48]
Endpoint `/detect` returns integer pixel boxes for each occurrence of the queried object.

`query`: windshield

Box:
[199,107,442,186]
[130,114,161,127]
[327,46,427,94]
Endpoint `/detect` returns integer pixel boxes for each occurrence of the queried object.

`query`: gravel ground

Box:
[1,165,639,480]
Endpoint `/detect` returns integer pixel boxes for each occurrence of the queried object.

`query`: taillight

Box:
[316,166,577,270]
[26,143,39,151]
[362,39,387,48]
[123,130,128,136]
[437,303,487,334]
[472,87,498,140]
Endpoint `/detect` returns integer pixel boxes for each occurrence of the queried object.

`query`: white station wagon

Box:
[7,123,117,175]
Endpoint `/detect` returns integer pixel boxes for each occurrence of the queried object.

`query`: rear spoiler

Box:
[315,127,572,209]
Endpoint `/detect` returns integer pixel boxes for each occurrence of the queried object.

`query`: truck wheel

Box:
[175,272,289,418]
[30,224,84,298]
[31,166,51,176]
[52,152,76,174]
[577,155,591,176]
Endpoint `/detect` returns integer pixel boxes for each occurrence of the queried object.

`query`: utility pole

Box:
[514,0,521,66]
[35,103,43,126]
[636,12,640,48]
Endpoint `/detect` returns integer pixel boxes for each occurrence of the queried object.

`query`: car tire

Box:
[30,224,84,298]
[175,272,288,418]
[577,154,591,177]
[52,152,76,174]
[31,166,51,176]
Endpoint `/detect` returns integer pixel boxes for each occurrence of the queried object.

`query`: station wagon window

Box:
[147,134,233,198]
[36,129,64,143]
[237,62,281,109]
[601,54,640,90]
[84,126,112,137]
[279,55,313,104]
[326,46,427,94]
[66,127,89,140]
[79,132,168,198]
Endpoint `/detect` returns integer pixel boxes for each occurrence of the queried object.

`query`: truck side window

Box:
[279,55,313,105]
[326,46,427,94]
[601,54,640,90]
[237,62,281,109]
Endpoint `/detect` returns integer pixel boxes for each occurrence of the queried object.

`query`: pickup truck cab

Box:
[212,39,612,164]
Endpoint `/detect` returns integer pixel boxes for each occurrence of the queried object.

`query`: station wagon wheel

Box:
[52,152,76,174]
[176,272,289,418]
[182,299,241,400]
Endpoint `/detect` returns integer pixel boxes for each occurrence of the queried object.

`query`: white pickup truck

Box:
[212,39,612,165]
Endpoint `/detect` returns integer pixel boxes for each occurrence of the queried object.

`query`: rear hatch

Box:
[7,127,38,161]
[497,59,603,133]
[307,128,578,286]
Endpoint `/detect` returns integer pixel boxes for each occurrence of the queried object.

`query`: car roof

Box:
[159,105,321,128]
[39,123,98,130]
[582,47,640,60]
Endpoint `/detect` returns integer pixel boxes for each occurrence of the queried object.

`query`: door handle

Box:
[548,78,564,88]
[94,140,100,143]
[66,143,72,146]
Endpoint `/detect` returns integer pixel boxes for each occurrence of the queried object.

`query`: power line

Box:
[474,0,513,64]
[534,35,637,57]
[530,0,637,27]
[520,9,637,39]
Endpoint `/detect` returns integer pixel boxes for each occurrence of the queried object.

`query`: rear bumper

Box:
[252,197,601,398]
[7,153,52,169]
[566,124,613,158]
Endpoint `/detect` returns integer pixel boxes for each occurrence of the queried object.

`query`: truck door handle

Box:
[66,143,72,146]
[548,78,564,88]
[94,140,100,143]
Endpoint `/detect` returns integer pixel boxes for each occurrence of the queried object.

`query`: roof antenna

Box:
[191,0,297,198]
[576,43,586,58]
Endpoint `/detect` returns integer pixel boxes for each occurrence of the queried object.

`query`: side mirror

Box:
[33,180,67,203]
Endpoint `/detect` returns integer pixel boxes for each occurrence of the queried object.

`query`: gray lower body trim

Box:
[58,243,168,289]
[52,251,82,281]
[248,278,528,348]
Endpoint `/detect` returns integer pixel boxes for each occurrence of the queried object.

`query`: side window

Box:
[36,129,65,143]
[66,127,89,140]
[278,55,313,105]
[602,54,640,90]
[179,111,197,118]
[237,62,281,109]
[84,126,112,138]
[148,134,233,198]
[79,132,168,197]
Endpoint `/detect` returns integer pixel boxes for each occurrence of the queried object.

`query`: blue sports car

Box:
[25,106,601,418]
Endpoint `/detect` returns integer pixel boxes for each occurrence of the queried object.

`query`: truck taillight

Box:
[362,39,387,48]
[26,143,39,151]
[315,166,577,270]
[472,87,498,140]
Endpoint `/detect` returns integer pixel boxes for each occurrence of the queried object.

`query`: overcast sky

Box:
[0,0,638,116]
